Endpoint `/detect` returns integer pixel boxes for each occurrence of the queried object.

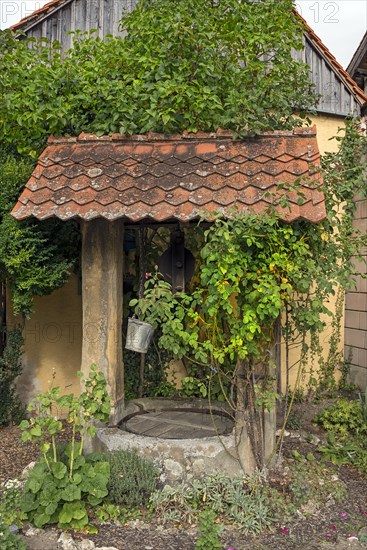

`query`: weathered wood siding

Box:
[19,0,362,117]
[344,197,367,388]
[21,0,137,51]
[293,36,362,116]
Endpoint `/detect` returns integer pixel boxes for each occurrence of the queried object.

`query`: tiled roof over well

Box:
[11,129,325,223]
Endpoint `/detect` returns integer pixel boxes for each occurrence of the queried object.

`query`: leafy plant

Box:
[0,0,317,156]
[19,365,111,530]
[22,451,109,530]
[286,412,302,431]
[314,399,367,436]
[0,520,25,550]
[180,377,208,398]
[288,458,346,507]
[100,449,159,507]
[0,328,25,426]
[194,509,222,550]
[359,386,367,426]
[319,433,367,470]
[0,479,27,528]
[0,146,79,317]
[150,471,294,534]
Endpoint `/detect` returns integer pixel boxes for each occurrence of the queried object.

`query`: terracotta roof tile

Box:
[11,129,326,223]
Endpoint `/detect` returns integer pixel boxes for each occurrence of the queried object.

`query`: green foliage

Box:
[0,147,34,219]
[95,449,159,507]
[194,509,222,550]
[319,433,367,470]
[288,458,346,507]
[286,412,303,431]
[0,328,25,426]
[94,502,124,523]
[124,335,174,399]
[0,216,80,317]
[359,386,367,426]
[22,451,109,530]
[132,216,323,368]
[19,365,111,530]
[0,147,80,316]
[0,520,25,550]
[314,396,367,471]
[0,479,27,528]
[314,399,367,437]
[0,0,316,155]
[180,377,208,398]
[150,471,294,534]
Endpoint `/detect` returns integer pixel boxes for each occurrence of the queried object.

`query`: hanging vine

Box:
[132,120,367,468]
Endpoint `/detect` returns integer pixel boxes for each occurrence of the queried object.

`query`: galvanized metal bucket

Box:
[125,318,154,353]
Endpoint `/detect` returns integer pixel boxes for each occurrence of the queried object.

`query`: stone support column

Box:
[81,219,124,424]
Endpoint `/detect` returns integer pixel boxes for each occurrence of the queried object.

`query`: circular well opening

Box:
[119,407,234,439]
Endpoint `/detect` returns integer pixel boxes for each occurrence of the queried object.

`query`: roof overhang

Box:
[11,129,325,224]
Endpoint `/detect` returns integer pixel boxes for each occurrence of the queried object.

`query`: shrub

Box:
[22,451,110,530]
[319,433,367,470]
[0,520,25,550]
[150,471,294,534]
[194,509,222,550]
[0,328,25,426]
[288,459,346,507]
[0,479,27,528]
[314,399,367,436]
[97,449,159,507]
[19,365,111,531]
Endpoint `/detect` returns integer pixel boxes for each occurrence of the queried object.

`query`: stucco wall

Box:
[9,275,82,404]
[283,115,346,390]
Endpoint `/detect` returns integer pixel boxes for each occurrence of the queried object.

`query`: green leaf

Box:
[30,425,42,437]
[51,461,68,480]
[61,483,81,502]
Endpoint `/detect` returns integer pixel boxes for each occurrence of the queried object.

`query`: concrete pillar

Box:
[81,219,124,424]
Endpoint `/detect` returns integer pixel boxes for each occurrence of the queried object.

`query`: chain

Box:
[138,226,148,301]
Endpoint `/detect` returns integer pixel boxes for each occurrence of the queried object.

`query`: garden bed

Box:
[1,399,367,549]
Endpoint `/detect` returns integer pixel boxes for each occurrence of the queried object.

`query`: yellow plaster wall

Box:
[282,114,346,390]
[9,275,82,404]
[309,114,345,154]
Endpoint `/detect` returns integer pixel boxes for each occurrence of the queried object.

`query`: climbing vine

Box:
[132,120,367,467]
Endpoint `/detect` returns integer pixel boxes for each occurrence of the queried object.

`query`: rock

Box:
[301,501,318,515]
[21,461,37,479]
[9,524,19,534]
[96,547,119,550]
[58,532,78,550]
[276,429,290,437]
[78,540,96,550]
[24,526,44,537]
